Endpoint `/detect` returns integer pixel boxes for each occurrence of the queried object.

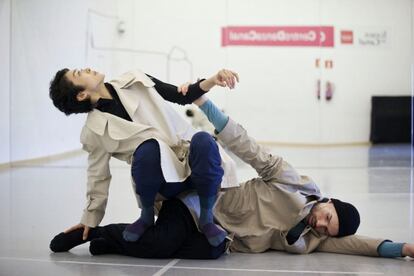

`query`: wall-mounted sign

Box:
[357,28,389,47]
[340,30,354,44]
[222,26,334,47]
[339,27,391,48]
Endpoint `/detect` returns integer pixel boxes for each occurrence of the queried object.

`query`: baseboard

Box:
[0,149,84,170]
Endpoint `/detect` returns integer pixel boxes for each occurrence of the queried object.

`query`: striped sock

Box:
[199,196,227,246]
[122,206,154,242]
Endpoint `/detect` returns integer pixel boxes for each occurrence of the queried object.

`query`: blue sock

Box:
[199,195,227,247]
[123,204,154,242]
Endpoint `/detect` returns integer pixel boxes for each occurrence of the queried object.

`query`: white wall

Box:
[113,0,412,144]
[2,0,413,163]
[9,0,119,162]
[0,0,10,163]
[317,0,412,143]
[224,0,412,143]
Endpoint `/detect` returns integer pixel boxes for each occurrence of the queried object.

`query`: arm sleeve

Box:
[146,74,207,105]
[215,118,283,181]
[315,235,385,257]
[377,241,404,258]
[198,100,319,193]
[198,99,229,133]
[80,138,112,228]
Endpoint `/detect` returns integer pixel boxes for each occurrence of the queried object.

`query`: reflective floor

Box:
[0,144,413,275]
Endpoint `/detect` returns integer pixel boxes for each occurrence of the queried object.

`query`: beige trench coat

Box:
[79,70,238,227]
[179,118,385,257]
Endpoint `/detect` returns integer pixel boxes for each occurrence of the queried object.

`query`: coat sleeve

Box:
[216,118,283,181]
[315,235,385,257]
[216,118,320,194]
[147,74,207,105]
[80,129,112,227]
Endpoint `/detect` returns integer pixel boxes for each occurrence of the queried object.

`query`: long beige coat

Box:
[79,70,238,227]
[180,118,385,257]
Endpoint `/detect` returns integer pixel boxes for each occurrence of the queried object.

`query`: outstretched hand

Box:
[64,223,90,241]
[402,243,414,258]
[178,69,240,97]
[211,69,239,89]
[177,82,191,96]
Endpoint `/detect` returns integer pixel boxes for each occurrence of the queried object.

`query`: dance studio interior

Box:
[0,0,413,275]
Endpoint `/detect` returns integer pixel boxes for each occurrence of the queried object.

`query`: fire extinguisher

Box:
[325,81,334,101]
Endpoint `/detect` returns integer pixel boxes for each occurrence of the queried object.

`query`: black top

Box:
[96,74,207,122]
[98,83,133,121]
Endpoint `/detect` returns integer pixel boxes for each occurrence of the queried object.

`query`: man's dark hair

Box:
[49,68,93,115]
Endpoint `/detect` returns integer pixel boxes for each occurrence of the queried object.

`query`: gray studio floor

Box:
[0,144,413,276]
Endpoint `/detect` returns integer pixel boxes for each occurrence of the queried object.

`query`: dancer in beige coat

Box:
[172,93,414,258]
[49,68,240,246]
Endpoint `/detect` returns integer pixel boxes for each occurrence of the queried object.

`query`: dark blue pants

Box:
[131,132,224,208]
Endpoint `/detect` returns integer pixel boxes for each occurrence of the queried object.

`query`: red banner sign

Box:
[222,26,334,47]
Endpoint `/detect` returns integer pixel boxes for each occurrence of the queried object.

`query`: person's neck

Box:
[90,82,112,104]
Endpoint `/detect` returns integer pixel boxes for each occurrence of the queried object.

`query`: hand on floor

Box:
[64,223,90,240]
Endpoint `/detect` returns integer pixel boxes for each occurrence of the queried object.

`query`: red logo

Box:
[341,30,353,44]
[222,26,334,47]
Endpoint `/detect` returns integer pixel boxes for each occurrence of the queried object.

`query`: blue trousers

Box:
[131,132,224,208]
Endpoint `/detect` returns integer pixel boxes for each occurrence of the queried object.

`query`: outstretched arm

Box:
[179,69,239,94]
[80,128,112,228]
[190,85,319,193]
[149,69,239,106]
[316,235,414,259]
[147,74,207,105]
[61,128,112,241]
[193,96,283,181]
